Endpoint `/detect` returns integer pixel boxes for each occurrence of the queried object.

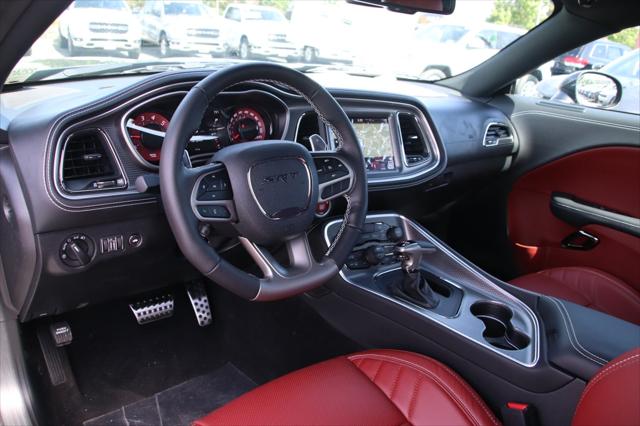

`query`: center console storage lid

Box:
[538,296,640,380]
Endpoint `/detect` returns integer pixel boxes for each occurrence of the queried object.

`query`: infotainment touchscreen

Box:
[350,118,396,172]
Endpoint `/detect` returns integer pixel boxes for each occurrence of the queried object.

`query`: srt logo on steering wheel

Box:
[262,171,299,184]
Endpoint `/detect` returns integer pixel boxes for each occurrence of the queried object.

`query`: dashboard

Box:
[0,70,518,321]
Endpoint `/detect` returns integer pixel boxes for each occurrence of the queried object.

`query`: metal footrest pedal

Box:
[129,294,174,325]
[186,281,212,327]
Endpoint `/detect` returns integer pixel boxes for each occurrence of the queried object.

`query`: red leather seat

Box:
[510,267,640,325]
[195,349,500,426]
[572,348,640,426]
[194,348,640,426]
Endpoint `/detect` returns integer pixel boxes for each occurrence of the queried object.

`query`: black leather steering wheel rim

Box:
[160,63,367,301]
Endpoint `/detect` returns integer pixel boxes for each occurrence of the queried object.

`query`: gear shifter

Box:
[393,241,439,309]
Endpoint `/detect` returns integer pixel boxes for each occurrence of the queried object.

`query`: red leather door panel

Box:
[508,147,640,291]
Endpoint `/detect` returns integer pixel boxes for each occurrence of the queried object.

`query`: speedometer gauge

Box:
[227,108,267,143]
[127,112,169,164]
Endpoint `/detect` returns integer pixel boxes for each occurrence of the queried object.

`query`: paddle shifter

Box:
[393,241,439,309]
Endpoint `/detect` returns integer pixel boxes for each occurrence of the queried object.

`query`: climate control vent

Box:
[399,113,430,165]
[60,130,125,193]
[483,123,513,147]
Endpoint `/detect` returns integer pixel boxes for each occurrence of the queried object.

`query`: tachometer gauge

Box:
[227,108,267,143]
[126,112,169,164]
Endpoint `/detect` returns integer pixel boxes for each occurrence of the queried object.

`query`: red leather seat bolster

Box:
[510,267,640,325]
[572,348,640,426]
[193,349,500,426]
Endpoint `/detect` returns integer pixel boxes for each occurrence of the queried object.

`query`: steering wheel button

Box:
[207,179,221,191]
[198,205,230,218]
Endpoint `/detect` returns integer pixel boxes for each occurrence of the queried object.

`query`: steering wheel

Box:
[160,63,367,301]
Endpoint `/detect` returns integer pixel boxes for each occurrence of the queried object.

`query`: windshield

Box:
[8,0,557,85]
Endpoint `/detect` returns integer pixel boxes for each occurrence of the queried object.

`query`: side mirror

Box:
[560,71,622,109]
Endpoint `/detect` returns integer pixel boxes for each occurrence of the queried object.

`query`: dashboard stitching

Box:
[511,111,640,132]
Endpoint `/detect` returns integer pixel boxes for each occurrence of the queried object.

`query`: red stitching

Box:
[349,353,498,425]
[574,354,640,418]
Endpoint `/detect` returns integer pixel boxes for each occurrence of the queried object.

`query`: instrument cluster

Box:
[123,91,286,168]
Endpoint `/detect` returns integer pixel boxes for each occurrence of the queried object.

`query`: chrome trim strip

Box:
[482,121,514,147]
[54,128,128,199]
[397,112,431,168]
[314,155,355,202]
[323,213,540,367]
[48,81,199,204]
[119,89,291,171]
[329,98,443,185]
[189,164,236,223]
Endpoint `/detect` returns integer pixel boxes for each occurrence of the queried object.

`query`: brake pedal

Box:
[186,281,212,327]
[129,294,174,325]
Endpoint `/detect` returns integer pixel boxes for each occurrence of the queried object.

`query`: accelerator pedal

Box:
[129,294,174,325]
[37,322,72,386]
[186,281,212,327]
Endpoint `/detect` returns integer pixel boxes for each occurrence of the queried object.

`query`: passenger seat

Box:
[511,266,640,325]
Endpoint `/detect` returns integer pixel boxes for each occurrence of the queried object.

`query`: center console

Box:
[324,213,540,367]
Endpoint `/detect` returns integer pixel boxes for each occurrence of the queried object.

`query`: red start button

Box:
[315,201,331,216]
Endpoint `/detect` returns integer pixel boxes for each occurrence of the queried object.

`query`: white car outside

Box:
[222,4,301,61]
[402,22,525,80]
[289,2,355,64]
[58,0,141,58]
[139,0,225,57]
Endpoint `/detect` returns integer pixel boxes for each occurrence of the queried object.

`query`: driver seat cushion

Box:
[193,349,500,426]
[510,267,640,325]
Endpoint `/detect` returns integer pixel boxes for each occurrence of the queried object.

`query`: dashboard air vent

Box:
[398,113,430,165]
[61,130,125,192]
[295,112,320,150]
[483,123,513,147]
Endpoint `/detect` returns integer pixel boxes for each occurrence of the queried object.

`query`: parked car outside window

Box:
[139,0,225,57]
[550,39,631,75]
[58,0,141,58]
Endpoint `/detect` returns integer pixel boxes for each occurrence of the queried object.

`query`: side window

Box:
[591,44,607,59]
[513,25,639,115]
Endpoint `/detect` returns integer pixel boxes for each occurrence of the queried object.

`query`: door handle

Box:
[561,230,599,250]
[550,193,640,238]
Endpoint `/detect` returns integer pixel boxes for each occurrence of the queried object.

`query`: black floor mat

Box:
[83,363,255,426]
[23,283,361,425]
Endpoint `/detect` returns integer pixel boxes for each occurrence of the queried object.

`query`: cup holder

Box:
[470,301,530,351]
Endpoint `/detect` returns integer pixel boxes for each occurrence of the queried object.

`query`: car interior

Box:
[0,0,639,425]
